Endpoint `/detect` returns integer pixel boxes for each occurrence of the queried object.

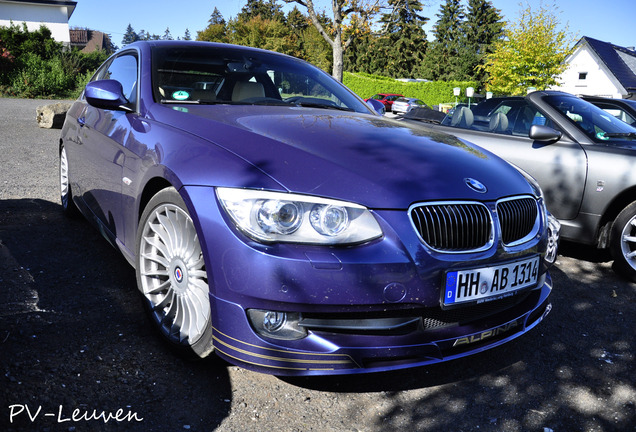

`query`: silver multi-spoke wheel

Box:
[619,213,636,272]
[611,201,636,282]
[60,146,70,200]
[59,145,79,217]
[138,201,211,347]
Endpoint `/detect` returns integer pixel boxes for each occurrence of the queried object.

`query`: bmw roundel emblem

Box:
[174,267,184,283]
[465,178,487,193]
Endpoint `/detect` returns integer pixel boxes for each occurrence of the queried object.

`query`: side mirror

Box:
[529,124,562,142]
[366,98,386,116]
[85,79,133,112]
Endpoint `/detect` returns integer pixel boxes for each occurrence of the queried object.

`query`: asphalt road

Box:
[0,98,634,432]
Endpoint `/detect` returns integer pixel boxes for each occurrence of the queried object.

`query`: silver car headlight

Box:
[216,188,383,245]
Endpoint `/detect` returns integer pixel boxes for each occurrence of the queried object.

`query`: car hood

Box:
[154,105,532,209]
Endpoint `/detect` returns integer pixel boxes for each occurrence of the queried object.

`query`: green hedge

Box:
[343,72,479,107]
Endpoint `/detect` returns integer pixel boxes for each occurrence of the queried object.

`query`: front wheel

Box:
[59,145,79,217]
[136,187,215,358]
[610,201,636,282]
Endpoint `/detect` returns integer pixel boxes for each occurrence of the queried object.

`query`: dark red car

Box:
[365,93,403,112]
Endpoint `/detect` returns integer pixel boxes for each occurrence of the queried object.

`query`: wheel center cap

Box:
[174,267,184,283]
[170,259,188,293]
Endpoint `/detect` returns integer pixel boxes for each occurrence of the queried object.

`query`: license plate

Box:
[444,256,540,306]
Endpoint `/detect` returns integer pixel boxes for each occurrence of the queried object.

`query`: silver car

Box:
[403,91,636,282]
[392,97,426,115]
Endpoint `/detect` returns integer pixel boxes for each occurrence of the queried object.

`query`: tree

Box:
[183,28,192,41]
[122,24,139,46]
[238,0,286,22]
[482,3,576,95]
[424,0,466,81]
[229,15,295,54]
[287,6,332,71]
[163,27,174,40]
[197,22,229,43]
[198,8,228,43]
[283,0,385,81]
[209,7,226,25]
[463,0,503,87]
[137,30,160,41]
[376,0,429,78]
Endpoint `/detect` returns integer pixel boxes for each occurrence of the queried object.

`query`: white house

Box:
[553,36,636,100]
[0,0,77,46]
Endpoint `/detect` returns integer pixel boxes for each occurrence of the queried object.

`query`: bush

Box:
[7,53,75,97]
[0,23,110,98]
[343,72,479,107]
[0,22,62,61]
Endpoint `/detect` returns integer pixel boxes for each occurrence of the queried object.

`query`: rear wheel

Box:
[136,188,215,358]
[610,201,636,282]
[59,145,79,217]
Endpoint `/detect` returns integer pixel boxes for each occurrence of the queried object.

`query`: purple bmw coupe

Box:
[59,41,559,376]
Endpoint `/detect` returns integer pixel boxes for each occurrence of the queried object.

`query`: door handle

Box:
[77,117,86,127]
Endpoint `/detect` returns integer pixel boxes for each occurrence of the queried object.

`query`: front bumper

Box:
[210,274,552,376]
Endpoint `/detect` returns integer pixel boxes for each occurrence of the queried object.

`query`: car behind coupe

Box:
[59,41,557,375]
[403,92,636,282]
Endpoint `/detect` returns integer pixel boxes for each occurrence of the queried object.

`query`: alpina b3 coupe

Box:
[59,41,558,375]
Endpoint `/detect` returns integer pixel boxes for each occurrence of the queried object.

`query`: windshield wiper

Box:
[601,132,636,139]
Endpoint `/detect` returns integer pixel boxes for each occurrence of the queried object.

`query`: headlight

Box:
[216,188,383,245]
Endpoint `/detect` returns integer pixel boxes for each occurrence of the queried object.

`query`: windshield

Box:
[544,94,636,142]
[151,44,370,113]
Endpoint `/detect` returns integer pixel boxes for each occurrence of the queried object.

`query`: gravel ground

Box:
[0,98,635,432]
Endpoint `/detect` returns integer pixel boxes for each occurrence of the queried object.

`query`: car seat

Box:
[232,81,265,101]
[450,106,474,129]
[488,112,509,133]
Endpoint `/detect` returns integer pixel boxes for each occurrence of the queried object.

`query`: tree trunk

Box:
[332,34,344,82]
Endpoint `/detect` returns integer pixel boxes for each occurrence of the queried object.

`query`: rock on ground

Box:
[36,102,71,129]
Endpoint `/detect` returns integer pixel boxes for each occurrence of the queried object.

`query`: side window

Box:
[94,53,138,105]
[510,103,552,137]
[598,105,636,126]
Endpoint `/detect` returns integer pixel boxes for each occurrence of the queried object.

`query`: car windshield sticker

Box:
[172,90,190,101]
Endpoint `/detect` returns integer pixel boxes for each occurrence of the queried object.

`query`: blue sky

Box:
[68,0,635,50]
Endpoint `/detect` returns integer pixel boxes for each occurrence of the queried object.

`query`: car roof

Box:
[582,95,636,106]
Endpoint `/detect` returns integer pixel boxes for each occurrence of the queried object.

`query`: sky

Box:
[68,0,635,50]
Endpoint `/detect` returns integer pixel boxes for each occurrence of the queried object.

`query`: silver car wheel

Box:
[138,203,210,346]
[60,146,70,200]
[619,213,636,271]
[59,145,79,217]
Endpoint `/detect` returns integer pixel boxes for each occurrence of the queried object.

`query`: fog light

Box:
[263,311,286,332]
[545,213,560,265]
[247,309,307,340]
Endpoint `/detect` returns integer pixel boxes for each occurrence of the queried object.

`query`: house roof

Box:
[0,0,77,19]
[580,36,636,93]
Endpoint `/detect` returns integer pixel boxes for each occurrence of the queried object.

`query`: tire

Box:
[610,201,636,283]
[59,145,80,217]
[136,187,215,358]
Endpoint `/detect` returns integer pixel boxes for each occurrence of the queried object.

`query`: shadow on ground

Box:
[0,198,231,432]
